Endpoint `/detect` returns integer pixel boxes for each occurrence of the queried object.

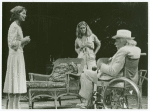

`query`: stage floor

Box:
[2,96,148,109]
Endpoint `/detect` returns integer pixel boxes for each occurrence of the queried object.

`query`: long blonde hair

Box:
[76,21,93,38]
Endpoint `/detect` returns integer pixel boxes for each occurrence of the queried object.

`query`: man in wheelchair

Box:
[76,29,141,108]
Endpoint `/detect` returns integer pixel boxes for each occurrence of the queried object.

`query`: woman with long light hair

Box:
[75,21,101,108]
[75,21,101,70]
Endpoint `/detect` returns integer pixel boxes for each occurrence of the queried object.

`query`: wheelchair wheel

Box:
[103,77,141,109]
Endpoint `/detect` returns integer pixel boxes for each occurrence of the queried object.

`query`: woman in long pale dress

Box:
[75,21,101,107]
[3,6,31,109]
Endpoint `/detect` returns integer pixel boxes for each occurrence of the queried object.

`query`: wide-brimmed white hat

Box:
[112,29,135,39]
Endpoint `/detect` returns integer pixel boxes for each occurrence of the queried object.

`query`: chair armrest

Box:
[26,81,66,88]
[65,72,81,76]
[138,70,147,86]
[29,73,51,81]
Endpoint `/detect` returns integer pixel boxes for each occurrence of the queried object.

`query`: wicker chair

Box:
[26,58,84,109]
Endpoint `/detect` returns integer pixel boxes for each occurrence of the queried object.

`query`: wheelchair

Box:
[92,53,147,109]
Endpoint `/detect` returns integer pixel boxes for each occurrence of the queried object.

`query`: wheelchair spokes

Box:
[94,77,141,109]
[103,87,128,109]
[92,87,104,109]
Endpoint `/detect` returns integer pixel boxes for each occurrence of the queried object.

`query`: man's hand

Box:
[97,59,104,69]
[97,70,102,78]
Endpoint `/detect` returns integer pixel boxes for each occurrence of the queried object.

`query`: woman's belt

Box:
[80,47,94,53]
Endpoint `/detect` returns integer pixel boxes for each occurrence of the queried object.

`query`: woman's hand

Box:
[22,36,31,46]
[23,36,31,45]
[78,44,85,51]
[24,36,31,43]
[80,44,85,49]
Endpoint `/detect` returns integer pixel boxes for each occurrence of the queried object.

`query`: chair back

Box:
[52,58,84,74]
[124,57,139,84]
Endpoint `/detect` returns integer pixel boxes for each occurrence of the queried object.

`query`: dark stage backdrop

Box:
[2,2,148,95]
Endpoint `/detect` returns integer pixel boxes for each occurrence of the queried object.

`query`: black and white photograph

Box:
[1,1,148,109]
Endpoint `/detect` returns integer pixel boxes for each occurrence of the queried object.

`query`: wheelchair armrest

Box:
[140,53,146,56]
[29,73,51,81]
